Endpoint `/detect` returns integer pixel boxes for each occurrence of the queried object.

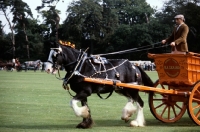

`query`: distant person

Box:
[161,14,189,54]
[12,58,16,67]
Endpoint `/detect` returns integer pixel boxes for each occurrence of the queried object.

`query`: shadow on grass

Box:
[0,124,76,130]
[145,116,197,127]
[89,116,198,127]
[0,117,198,130]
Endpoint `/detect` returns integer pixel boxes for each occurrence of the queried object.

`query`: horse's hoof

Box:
[125,119,130,123]
[121,117,130,123]
[76,118,93,129]
[76,123,87,129]
[130,120,138,127]
[130,120,145,127]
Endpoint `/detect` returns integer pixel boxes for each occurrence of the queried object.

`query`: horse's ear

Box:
[58,46,62,52]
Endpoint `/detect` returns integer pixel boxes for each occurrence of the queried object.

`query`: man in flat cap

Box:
[161,14,189,54]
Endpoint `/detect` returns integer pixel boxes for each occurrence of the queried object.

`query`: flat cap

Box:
[174,14,185,21]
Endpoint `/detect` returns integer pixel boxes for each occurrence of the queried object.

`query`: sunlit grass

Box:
[0,70,199,132]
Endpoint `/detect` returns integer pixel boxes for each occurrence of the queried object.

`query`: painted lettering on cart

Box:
[164,66,180,69]
[163,58,180,78]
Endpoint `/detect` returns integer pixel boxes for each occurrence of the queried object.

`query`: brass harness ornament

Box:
[59,40,75,49]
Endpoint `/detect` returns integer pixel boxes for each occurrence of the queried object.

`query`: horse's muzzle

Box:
[46,69,51,74]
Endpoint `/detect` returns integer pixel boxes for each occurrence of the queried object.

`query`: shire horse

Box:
[45,41,154,128]
[23,60,41,72]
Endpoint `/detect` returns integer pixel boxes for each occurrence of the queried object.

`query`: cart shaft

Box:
[84,77,191,96]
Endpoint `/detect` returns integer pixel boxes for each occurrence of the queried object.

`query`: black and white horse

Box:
[23,60,42,72]
[44,42,154,128]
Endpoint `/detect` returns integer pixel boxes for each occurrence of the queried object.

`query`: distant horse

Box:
[44,41,154,129]
[23,60,41,72]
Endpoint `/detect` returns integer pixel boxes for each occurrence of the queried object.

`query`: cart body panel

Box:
[148,52,200,86]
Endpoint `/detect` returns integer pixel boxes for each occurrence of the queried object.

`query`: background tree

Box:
[62,0,103,55]
[105,0,154,25]
[1,0,200,62]
[39,8,61,41]
[36,0,63,60]
[15,18,46,61]
[100,0,167,60]
[0,0,32,59]
[0,21,10,60]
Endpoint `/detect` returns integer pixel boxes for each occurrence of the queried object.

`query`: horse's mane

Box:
[60,44,80,58]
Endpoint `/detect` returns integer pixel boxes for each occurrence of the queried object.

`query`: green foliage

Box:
[0,34,12,60]
[62,0,156,55]
[107,20,172,60]
[110,24,132,50]
[14,18,47,60]
[62,0,103,49]
[11,0,33,24]
[0,0,33,28]
[1,0,200,61]
[0,0,33,59]
[107,0,154,25]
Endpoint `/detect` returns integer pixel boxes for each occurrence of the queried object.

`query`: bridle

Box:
[47,47,88,79]
[46,48,62,75]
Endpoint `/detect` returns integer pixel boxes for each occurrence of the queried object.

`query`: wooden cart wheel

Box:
[148,80,187,123]
[188,81,200,125]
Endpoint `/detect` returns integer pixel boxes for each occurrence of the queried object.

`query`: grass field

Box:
[0,70,199,132]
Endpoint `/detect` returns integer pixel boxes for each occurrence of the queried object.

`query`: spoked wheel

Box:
[149,80,187,123]
[188,81,200,125]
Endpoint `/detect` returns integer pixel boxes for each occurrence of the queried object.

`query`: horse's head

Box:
[45,41,80,74]
[45,42,63,74]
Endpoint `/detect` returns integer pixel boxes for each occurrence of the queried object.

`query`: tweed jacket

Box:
[166,23,189,52]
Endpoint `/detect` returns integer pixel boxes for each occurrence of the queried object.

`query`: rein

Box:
[94,42,167,56]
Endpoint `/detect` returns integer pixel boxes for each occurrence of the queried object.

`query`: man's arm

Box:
[174,25,189,45]
[162,27,175,44]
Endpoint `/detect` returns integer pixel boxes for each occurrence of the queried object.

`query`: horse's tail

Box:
[136,66,154,87]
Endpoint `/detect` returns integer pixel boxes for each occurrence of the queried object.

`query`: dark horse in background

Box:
[44,41,154,129]
[23,60,41,72]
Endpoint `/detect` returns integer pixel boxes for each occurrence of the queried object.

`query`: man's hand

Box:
[170,42,175,46]
[161,40,166,44]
